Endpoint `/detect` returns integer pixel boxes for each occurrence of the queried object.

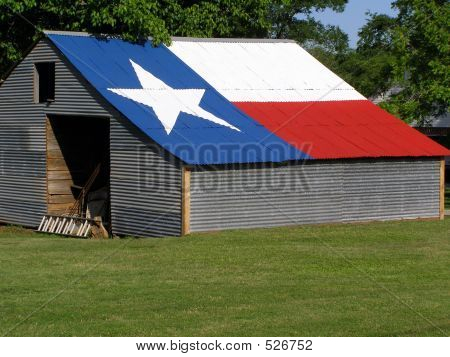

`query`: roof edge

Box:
[43,30,296,43]
[44,30,93,37]
[171,36,296,43]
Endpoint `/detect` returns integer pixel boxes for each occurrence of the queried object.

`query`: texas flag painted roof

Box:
[45,32,450,165]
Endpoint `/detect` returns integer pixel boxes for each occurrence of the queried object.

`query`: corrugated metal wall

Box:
[110,118,182,237]
[0,39,183,235]
[0,42,50,226]
[189,159,441,232]
[341,159,440,221]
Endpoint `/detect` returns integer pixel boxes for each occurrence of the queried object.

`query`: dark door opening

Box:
[47,115,110,227]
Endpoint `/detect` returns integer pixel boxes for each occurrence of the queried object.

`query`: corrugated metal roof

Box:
[169,40,365,102]
[170,39,449,158]
[235,101,450,159]
[45,32,450,162]
[46,33,309,165]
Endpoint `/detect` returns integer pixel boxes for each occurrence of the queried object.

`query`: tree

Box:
[267,0,346,38]
[2,0,268,80]
[381,0,450,125]
[1,0,348,81]
[313,1,449,127]
[268,0,349,61]
[331,13,397,99]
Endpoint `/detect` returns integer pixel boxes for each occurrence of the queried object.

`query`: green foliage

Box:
[266,0,349,56]
[290,18,349,54]
[341,13,396,99]
[384,0,450,125]
[357,13,396,53]
[0,0,348,80]
[267,0,347,38]
[308,12,396,99]
[335,50,395,99]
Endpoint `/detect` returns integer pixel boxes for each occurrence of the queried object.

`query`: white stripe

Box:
[169,41,365,102]
[220,89,366,102]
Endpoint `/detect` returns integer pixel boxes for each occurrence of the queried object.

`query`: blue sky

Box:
[309,0,398,48]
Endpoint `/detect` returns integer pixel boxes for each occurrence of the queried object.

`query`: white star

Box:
[108,59,240,134]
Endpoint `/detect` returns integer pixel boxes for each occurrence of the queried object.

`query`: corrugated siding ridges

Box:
[189,159,440,232]
[110,117,182,237]
[0,39,183,235]
[0,42,49,226]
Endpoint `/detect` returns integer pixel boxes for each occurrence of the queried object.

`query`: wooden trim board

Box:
[440,158,445,220]
[45,117,49,214]
[181,167,191,236]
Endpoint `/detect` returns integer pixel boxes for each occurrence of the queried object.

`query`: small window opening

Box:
[35,62,55,103]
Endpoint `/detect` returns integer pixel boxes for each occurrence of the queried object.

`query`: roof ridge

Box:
[43,30,296,43]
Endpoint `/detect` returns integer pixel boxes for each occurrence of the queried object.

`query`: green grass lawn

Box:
[0,220,449,337]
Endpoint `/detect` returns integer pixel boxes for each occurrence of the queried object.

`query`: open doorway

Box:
[46,115,110,229]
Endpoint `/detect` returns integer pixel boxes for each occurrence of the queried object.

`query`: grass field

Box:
[0,219,449,337]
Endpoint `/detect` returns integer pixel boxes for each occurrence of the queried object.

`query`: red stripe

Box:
[234,100,450,159]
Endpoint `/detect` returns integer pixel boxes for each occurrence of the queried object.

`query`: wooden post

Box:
[181,167,191,235]
[440,158,445,220]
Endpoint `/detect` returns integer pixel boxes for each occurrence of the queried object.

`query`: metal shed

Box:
[0,31,448,237]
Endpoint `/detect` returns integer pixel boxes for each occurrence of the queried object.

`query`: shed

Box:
[0,31,448,237]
